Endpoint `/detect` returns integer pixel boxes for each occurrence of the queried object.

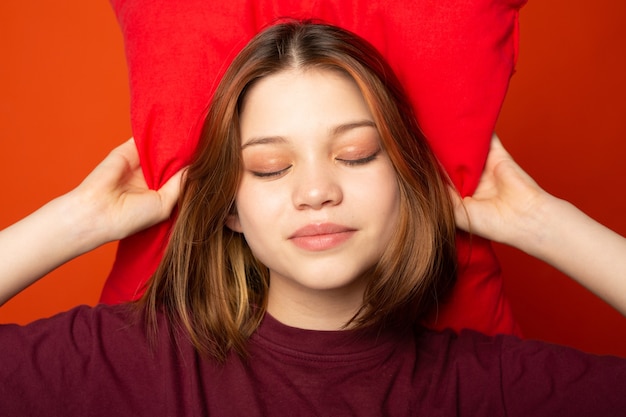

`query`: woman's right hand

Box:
[68,138,184,248]
[0,138,184,305]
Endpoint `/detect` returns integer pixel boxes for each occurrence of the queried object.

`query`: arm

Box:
[451,134,626,316]
[0,139,183,305]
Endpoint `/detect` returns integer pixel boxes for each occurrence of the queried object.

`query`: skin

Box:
[227,68,401,330]
[452,134,626,316]
[0,113,623,321]
[0,139,183,306]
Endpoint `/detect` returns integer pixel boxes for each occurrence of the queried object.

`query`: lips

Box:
[289,223,356,251]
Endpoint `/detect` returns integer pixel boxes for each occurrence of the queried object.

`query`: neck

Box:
[267,281,365,330]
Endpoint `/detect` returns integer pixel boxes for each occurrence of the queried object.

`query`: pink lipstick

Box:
[289,223,356,251]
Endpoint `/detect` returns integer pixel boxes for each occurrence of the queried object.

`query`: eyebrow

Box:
[330,120,377,137]
[241,120,377,149]
[241,136,288,149]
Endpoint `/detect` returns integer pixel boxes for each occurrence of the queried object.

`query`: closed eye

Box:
[250,165,292,178]
[337,150,380,166]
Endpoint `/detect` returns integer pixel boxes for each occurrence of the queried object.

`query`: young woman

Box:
[1,21,625,416]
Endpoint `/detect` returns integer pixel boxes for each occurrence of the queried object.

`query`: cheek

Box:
[377,179,401,228]
[354,165,400,220]
[373,176,401,250]
[234,179,284,235]
[232,182,287,270]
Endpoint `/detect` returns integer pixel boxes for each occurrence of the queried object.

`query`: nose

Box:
[292,164,343,210]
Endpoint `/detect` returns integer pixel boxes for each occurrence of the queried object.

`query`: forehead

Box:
[239,68,374,141]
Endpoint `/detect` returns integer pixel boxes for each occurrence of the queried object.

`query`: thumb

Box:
[448,185,470,232]
[156,167,186,219]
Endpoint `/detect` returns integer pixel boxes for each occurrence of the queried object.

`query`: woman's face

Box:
[227,68,400,329]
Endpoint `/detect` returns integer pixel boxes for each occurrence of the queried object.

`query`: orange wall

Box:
[0,2,129,321]
[495,0,626,356]
[1,1,625,356]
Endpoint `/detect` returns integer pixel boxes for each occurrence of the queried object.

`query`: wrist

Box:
[53,189,113,255]
[504,190,562,257]
[513,192,574,260]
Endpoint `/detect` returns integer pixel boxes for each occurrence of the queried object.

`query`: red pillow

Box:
[104,0,526,336]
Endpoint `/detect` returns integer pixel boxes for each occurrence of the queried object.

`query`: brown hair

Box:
[141,21,457,362]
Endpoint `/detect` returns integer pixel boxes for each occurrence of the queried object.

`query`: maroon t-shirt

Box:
[1,304,624,416]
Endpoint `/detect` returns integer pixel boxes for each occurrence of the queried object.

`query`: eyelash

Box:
[337,150,380,166]
[251,165,292,178]
[250,150,380,178]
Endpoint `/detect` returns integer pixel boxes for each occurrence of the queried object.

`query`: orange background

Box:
[1,1,625,356]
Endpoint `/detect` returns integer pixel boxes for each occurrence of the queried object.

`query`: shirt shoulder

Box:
[416,327,626,416]
[0,304,197,416]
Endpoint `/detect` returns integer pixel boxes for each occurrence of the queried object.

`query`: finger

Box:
[491,132,503,149]
[489,133,515,163]
[447,185,470,232]
[111,137,141,170]
[156,167,186,218]
[90,138,140,180]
